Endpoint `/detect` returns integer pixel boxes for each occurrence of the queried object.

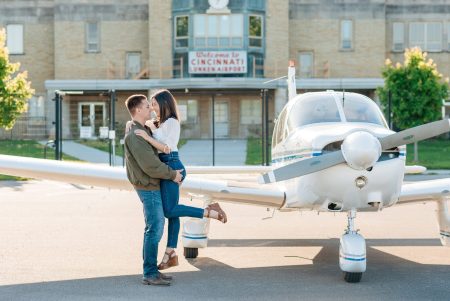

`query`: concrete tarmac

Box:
[0,180,449,300]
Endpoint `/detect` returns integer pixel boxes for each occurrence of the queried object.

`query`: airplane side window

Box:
[275,109,288,146]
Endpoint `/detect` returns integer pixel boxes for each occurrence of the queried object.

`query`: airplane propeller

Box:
[259,119,450,184]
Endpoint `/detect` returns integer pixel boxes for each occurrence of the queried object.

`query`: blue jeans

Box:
[136,189,165,278]
[159,152,204,248]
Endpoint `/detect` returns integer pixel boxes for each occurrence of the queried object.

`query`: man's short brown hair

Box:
[125,94,147,116]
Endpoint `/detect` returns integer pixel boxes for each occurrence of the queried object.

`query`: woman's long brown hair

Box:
[151,89,180,127]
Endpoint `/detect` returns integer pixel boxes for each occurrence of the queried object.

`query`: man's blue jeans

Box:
[159,152,204,248]
[136,189,165,278]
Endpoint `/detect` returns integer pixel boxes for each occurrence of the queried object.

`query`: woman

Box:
[127,89,227,270]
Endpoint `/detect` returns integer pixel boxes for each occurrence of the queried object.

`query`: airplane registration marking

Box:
[403,135,414,141]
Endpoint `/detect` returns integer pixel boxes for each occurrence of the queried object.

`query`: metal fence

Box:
[0,117,47,140]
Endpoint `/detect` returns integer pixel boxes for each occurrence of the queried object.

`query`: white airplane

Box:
[0,64,449,283]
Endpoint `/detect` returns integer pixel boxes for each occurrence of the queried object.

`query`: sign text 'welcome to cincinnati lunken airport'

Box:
[188,51,247,74]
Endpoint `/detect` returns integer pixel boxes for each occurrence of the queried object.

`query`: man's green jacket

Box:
[124,121,176,190]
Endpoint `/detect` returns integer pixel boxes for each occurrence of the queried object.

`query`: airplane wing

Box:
[398,179,450,204]
[0,155,285,208]
[187,165,425,174]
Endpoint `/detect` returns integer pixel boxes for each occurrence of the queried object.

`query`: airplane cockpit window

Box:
[341,94,387,127]
[287,94,341,129]
[273,108,288,147]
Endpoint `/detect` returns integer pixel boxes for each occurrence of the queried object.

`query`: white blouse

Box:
[152,117,180,152]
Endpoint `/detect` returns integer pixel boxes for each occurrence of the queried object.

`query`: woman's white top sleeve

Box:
[152,118,180,152]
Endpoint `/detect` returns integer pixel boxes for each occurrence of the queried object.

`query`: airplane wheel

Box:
[343,272,362,283]
[184,247,198,259]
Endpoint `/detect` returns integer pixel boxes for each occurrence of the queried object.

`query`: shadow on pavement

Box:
[1,238,449,300]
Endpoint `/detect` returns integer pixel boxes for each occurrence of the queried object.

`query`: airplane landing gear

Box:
[184,247,198,259]
[182,198,212,259]
[339,209,366,283]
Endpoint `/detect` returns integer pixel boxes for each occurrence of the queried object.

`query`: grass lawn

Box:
[0,140,80,180]
[246,138,272,165]
[406,138,450,169]
[246,137,450,169]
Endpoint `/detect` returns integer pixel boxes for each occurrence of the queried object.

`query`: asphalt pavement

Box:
[0,177,449,300]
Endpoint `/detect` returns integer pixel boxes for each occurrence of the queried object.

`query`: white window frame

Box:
[392,22,404,52]
[447,23,450,51]
[85,22,100,53]
[340,19,353,50]
[248,14,263,48]
[240,99,262,125]
[178,99,198,124]
[6,24,24,54]
[174,15,189,49]
[193,14,243,48]
[409,22,442,52]
[125,52,141,79]
[299,51,314,78]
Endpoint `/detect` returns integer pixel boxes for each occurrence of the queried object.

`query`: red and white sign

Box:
[189,51,247,74]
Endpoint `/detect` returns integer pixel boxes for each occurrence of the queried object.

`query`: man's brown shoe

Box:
[158,272,173,281]
[142,277,171,286]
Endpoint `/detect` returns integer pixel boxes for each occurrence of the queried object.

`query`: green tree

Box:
[0,28,34,130]
[377,47,448,130]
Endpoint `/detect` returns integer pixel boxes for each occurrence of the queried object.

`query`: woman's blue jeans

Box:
[159,152,204,248]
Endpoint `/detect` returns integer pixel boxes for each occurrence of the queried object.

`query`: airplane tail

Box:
[288,60,297,101]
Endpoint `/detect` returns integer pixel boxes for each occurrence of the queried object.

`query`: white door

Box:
[214,100,229,138]
[79,103,105,138]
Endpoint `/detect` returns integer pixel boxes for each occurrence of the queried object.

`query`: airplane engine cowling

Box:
[341,131,381,170]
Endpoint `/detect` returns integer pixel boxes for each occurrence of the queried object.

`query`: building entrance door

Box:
[214,100,229,138]
[78,102,106,139]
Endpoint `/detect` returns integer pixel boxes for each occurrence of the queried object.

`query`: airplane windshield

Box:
[341,94,387,127]
[287,94,341,128]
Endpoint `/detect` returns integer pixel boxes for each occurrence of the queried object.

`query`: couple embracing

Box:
[124,90,227,286]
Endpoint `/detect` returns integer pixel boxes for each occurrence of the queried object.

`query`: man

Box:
[124,94,183,286]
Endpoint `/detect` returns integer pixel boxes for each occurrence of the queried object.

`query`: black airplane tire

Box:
[184,247,198,259]
[343,272,362,283]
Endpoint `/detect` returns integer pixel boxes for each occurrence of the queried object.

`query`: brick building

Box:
[1,0,450,139]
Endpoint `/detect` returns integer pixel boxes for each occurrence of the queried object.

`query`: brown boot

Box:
[158,249,179,270]
[205,203,227,223]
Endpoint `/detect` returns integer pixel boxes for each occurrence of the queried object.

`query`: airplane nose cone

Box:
[341,131,381,170]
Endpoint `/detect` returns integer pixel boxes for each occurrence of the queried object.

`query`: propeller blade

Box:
[380,119,450,150]
[259,151,345,184]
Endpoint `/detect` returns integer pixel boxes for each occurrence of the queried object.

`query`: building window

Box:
[240,99,261,124]
[126,52,141,79]
[178,100,198,124]
[194,14,243,48]
[249,15,263,47]
[392,22,404,52]
[28,96,45,117]
[448,24,450,51]
[409,22,442,52]
[299,52,314,78]
[6,24,24,54]
[175,15,189,48]
[340,20,353,50]
[85,22,100,52]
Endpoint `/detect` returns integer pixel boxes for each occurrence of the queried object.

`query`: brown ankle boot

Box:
[158,250,179,270]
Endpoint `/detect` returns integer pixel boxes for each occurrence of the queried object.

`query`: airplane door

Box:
[214,100,229,138]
